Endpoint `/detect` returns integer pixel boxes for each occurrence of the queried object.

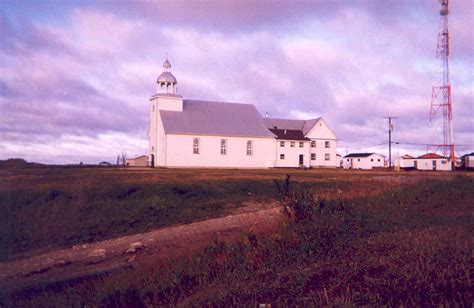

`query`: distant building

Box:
[125,155,149,167]
[461,152,474,169]
[395,154,415,169]
[148,58,338,168]
[399,153,452,171]
[98,161,112,166]
[342,153,386,170]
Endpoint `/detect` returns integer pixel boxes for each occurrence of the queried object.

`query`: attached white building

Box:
[148,59,338,168]
[342,153,386,170]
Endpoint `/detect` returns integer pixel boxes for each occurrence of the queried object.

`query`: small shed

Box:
[125,155,149,167]
[412,153,452,171]
[461,152,474,169]
[342,153,386,170]
[396,154,415,169]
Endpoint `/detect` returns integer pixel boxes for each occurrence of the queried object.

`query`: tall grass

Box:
[2,176,472,306]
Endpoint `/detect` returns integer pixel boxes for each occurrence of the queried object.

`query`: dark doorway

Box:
[150,154,155,167]
[299,154,304,166]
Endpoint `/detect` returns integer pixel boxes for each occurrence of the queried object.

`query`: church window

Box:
[299,142,304,148]
[280,141,285,147]
[325,141,330,148]
[247,140,253,156]
[290,141,295,147]
[193,138,200,154]
[280,154,285,160]
[311,141,316,147]
[325,154,330,161]
[221,139,227,155]
[311,153,316,160]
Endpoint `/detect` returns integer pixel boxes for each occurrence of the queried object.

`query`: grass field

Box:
[1,164,472,305]
[0,165,415,261]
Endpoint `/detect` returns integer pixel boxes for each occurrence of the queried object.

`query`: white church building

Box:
[148,59,338,168]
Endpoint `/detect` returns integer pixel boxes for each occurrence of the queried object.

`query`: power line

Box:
[395,141,474,147]
[343,142,388,151]
[338,131,388,143]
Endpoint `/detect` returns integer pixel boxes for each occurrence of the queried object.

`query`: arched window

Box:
[246,140,253,156]
[193,138,200,154]
[220,139,227,155]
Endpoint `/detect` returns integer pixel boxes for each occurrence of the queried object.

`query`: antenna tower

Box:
[429,0,454,163]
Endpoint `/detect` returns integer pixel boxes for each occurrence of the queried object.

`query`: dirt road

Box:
[0,203,283,292]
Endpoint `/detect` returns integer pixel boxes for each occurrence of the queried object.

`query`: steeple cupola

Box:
[156,57,177,95]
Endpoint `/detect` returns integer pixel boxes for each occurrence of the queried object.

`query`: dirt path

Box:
[0,202,283,292]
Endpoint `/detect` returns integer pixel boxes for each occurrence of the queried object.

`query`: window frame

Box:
[290,141,295,147]
[325,141,330,148]
[299,142,304,148]
[280,154,285,160]
[280,141,285,147]
[220,139,227,155]
[311,140,316,148]
[193,138,200,154]
[325,154,330,161]
[311,153,316,160]
[246,140,253,156]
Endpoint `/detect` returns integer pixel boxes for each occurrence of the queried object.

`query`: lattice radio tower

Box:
[429,0,454,163]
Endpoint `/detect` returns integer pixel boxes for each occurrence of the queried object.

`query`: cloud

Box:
[0,1,472,163]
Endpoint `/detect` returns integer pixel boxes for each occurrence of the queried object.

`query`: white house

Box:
[148,59,338,168]
[409,153,452,171]
[342,153,386,170]
[461,152,474,169]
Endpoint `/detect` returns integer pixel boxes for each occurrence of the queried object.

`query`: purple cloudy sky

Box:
[1,0,473,164]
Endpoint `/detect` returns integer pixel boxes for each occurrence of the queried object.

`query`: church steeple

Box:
[156,57,177,95]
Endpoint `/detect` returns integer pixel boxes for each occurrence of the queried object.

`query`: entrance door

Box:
[299,155,304,166]
[432,160,436,171]
[150,154,155,167]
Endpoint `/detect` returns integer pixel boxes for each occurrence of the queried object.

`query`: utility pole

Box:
[384,116,397,169]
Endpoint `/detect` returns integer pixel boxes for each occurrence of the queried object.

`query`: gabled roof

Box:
[343,153,376,158]
[263,117,321,135]
[418,153,445,159]
[160,100,275,138]
[400,154,415,159]
[460,152,474,158]
[268,128,310,141]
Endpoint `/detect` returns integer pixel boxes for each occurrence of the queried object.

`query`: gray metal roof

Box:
[160,100,276,138]
[263,117,321,135]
